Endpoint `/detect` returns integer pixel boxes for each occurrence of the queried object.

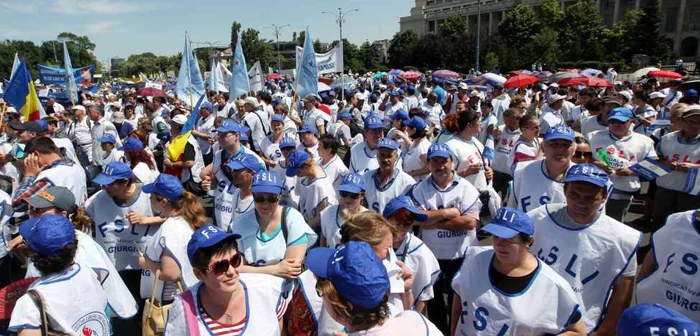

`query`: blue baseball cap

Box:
[608,107,634,122]
[305,241,390,310]
[389,89,402,97]
[364,114,384,130]
[297,125,317,136]
[98,134,117,144]
[338,173,366,194]
[428,142,453,160]
[383,196,428,222]
[618,304,700,336]
[251,171,283,195]
[143,173,184,199]
[686,89,698,98]
[187,224,240,264]
[564,163,609,188]
[279,137,296,149]
[119,123,135,138]
[118,137,144,150]
[93,162,133,185]
[481,207,534,239]
[216,119,243,134]
[285,150,311,177]
[35,120,49,132]
[271,114,285,123]
[328,90,336,97]
[543,126,575,142]
[157,131,171,142]
[124,103,134,109]
[227,153,262,173]
[392,109,409,121]
[377,138,399,151]
[20,214,76,257]
[406,116,427,131]
[337,112,352,121]
[201,101,213,110]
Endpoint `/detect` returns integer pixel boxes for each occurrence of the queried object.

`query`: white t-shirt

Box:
[444,134,488,190]
[588,130,657,195]
[478,114,498,145]
[363,168,415,215]
[348,310,443,336]
[298,171,338,223]
[493,126,522,174]
[102,149,124,166]
[195,114,215,155]
[321,155,349,189]
[402,138,431,181]
[132,161,159,185]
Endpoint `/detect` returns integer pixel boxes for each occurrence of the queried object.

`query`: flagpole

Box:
[187,32,194,109]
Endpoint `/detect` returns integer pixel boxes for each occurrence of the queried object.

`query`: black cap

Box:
[8,120,23,130]
[16,121,45,134]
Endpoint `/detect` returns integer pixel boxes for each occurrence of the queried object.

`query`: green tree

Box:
[559,0,605,63]
[437,15,473,72]
[532,27,560,67]
[0,40,43,79]
[412,33,446,69]
[240,28,274,70]
[539,0,564,28]
[387,30,419,69]
[484,52,499,71]
[358,41,380,71]
[230,21,241,48]
[602,10,642,62]
[498,4,539,69]
[296,31,306,46]
[627,0,670,61]
[313,39,324,52]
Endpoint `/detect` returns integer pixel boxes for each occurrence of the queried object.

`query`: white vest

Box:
[395,233,441,304]
[165,274,288,336]
[10,264,110,336]
[182,136,205,183]
[85,188,155,271]
[508,159,570,212]
[452,246,581,336]
[409,175,480,260]
[349,141,379,174]
[589,130,656,193]
[529,204,642,331]
[363,169,415,215]
[636,210,700,323]
[656,131,700,192]
[320,205,344,248]
[493,127,522,174]
[321,156,349,189]
[36,160,88,206]
[298,172,338,223]
[293,270,346,336]
[444,135,488,190]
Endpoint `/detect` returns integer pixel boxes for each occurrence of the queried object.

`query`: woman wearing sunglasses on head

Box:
[319,173,369,248]
[230,171,316,280]
[383,196,441,315]
[165,225,289,335]
[139,173,206,305]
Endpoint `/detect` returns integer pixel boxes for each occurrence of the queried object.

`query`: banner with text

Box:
[36,65,95,86]
[295,41,344,75]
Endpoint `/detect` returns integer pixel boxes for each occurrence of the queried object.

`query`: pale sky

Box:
[0,0,413,67]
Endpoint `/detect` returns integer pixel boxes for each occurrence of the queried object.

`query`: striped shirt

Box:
[198,290,288,335]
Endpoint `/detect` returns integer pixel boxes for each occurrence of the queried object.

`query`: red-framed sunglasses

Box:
[206,253,242,276]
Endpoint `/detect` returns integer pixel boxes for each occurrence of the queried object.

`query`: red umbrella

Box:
[559,76,613,88]
[398,71,421,80]
[136,87,167,97]
[267,73,282,80]
[432,69,461,79]
[504,74,539,89]
[647,70,684,79]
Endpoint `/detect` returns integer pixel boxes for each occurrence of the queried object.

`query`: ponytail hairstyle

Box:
[155,191,207,230]
[441,113,460,134]
[70,206,92,233]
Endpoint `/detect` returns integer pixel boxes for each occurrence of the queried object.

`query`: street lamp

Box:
[322,7,358,100]
[265,24,291,71]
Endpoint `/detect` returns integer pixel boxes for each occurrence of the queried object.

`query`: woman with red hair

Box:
[120,137,159,184]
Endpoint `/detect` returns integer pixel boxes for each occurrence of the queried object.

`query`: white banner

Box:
[248,61,263,93]
[144,82,163,90]
[296,41,344,75]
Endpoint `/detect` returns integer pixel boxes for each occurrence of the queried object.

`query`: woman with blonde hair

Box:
[139,173,206,304]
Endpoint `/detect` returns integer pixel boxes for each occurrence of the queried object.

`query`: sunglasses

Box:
[574,151,593,159]
[206,253,242,276]
[339,191,360,199]
[253,194,279,203]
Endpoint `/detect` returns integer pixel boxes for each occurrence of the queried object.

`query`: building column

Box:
[596,0,601,11]
[635,0,641,9]
[612,0,620,24]
[488,12,493,35]
[675,0,686,54]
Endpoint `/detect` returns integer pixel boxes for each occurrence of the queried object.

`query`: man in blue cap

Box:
[98,133,124,166]
[192,101,216,165]
[528,163,642,335]
[420,92,445,134]
[363,138,414,215]
[379,89,406,122]
[408,142,481,332]
[217,153,263,227]
[508,126,578,212]
[588,107,658,221]
[347,114,395,174]
[297,125,320,161]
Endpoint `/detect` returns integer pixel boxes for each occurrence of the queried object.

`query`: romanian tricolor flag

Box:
[165,94,206,177]
[4,61,43,121]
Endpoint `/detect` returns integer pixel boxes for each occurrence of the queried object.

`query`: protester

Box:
[120,137,159,185]
[348,114,387,173]
[260,114,286,168]
[88,104,120,169]
[319,173,369,248]
[164,114,205,193]
[317,134,349,188]
[192,101,216,165]
[285,149,337,229]
[444,110,491,190]
[98,133,124,165]
[362,138,414,215]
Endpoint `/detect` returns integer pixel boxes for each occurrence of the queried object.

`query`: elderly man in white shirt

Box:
[88,105,119,168]
[67,105,93,165]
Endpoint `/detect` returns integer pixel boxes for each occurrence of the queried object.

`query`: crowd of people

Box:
[0,70,698,336]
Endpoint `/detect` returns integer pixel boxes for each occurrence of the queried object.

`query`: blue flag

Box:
[62,42,78,104]
[175,34,205,106]
[229,33,250,101]
[189,51,205,96]
[296,28,318,98]
[483,134,495,166]
[208,59,218,93]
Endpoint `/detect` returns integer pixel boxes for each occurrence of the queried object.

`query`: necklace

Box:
[203,287,236,324]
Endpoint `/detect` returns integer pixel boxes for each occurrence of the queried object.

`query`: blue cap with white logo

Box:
[377,138,399,151]
[20,214,76,257]
[383,196,428,222]
[271,114,285,123]
[143,173,184,199]
[564,163,609,188]
[98,134,117,144]
[608,107,634,122]
[187,225,241,264]
[406,116,427,131]
[279,137,296,149]
[201,101,213,110]
[305,241,390,310]
[337,112,353,121]
[543,126,575,142]
[227,153,262,173]
[285,150,311,177]
[92,162,133,185]
[216,119,243,134]
[481,207,534,239]
[392,110,409,121]
[428,142,453,160]
[617,303,700,336]
[338,173,366,194]
[297,125,317,136]
[118,137,144,150]
[364,114,384,130]
[251,171,284,195]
